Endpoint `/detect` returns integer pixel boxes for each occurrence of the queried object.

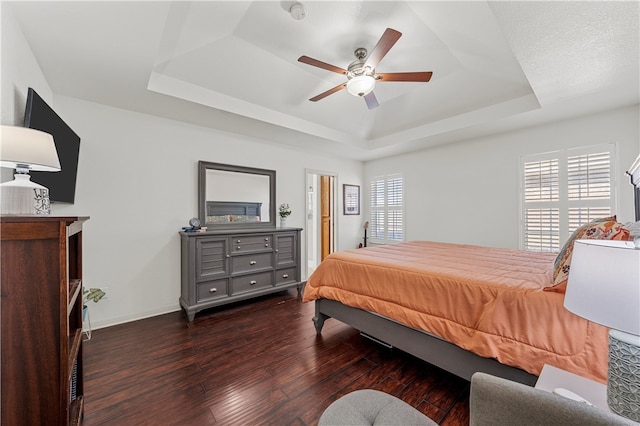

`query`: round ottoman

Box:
[318,389,437,425]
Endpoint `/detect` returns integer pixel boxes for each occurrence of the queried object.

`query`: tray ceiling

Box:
[8,1,639,160]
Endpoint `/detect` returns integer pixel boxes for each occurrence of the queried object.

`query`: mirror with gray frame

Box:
[198,161,276,229]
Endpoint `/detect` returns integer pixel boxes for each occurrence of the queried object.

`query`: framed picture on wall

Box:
[343,184,360,215]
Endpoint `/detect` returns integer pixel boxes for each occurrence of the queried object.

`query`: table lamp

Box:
[564,239,640,421]
[0,125,61,215]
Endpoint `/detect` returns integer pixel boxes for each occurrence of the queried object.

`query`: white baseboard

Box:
[89,304,182,331]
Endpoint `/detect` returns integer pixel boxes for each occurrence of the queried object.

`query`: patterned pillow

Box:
[545,216,630,293]
[552,215,614,277]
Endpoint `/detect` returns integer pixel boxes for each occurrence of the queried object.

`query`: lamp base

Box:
[0,173,51,215]
[608,330,640,422]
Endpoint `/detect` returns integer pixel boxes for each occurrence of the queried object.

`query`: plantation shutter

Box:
[523,158,560,251]
[369,174,404,243]
[387,176,403,241]
[521,144,615,252]
[370,178,385,240]
[567,151,612,232]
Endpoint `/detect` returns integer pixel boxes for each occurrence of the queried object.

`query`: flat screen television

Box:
[23,87,81,203]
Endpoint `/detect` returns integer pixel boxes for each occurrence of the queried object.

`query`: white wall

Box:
[0,4,53,181]
[365,105,639,249]
[0,4,52,126]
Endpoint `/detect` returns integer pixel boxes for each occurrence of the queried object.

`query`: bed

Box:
[303,162,639,386]
[303,242,611,385]
[205,201,262,223]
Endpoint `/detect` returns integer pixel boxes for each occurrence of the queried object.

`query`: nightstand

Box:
[535,364,610,412]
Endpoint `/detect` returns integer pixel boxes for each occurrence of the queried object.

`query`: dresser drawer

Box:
[196,279,229,303]
[232,271,273,294]
[232,252,273,274]
[275,267,297,285]
[231,234,272,253]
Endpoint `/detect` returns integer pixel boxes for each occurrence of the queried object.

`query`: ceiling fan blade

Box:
[298,55,348,75]
[364,92,379,109]
[376,71,433,82]
[309,83,347,102]
[364,28,402,69]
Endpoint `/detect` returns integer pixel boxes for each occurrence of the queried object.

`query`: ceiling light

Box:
[346,75,375,97]
[290,2,306,20]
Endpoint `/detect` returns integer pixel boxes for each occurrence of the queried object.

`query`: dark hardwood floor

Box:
[83,289,470,425]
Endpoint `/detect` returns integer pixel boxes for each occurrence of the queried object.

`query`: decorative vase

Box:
[280,218,286,228]
[0,173,51,215]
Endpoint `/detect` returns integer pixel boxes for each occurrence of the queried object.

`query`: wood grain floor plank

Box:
[83,290,469,425]
[440,396,471,426]
[249,357,379,425]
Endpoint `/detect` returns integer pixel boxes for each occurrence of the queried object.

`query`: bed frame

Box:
[313,298,537,385]
[206,201,262,218]
[311,157,640,387]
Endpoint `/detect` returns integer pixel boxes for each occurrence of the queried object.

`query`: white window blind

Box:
[521,144,616,252]
[523,159,560,251]
[369,174,404,243]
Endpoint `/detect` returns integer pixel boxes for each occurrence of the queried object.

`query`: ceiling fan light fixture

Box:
[346,75,375,97]
[299,28,431,107]
[289,2,306,20]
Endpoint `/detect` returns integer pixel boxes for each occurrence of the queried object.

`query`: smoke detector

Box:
[290,2,306,20]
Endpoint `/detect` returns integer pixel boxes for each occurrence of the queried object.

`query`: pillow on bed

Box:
[623,220,640,239]
[545,216,630,293]
[554,215,614,271]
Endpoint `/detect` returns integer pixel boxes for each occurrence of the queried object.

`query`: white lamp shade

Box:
[564,239,640,336]
[0,125,60,171]
[346,75,375,97]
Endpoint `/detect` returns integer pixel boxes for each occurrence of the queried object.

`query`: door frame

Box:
[305,168,338,279]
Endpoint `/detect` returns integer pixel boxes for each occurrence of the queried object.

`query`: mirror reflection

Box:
[205,170,270,223]
[198,161,276,229]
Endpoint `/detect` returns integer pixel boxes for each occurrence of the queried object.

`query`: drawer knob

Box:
[237,246,241,250]
[226,255,230,258]
[265,243,269,247]
[250,260,257,265]
[237,239,241,243]
[209,288,217,293]
[282,274,289,279]
[264,238,269,241]
[250,280,257,285]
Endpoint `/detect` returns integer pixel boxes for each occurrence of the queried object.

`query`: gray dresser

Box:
[180,227,302,321]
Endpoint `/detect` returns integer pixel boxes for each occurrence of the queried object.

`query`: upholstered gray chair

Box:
[469,372,636,426]
[317,389,436,425]
[318,372,636,425]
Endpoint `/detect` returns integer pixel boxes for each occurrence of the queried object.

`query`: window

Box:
[520,144,616,252]
[369,174,404,243]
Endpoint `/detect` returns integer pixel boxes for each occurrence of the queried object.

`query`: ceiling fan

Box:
[298,28,432,109]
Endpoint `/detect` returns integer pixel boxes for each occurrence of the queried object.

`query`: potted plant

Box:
[84,287,106,304]
[82,287,106,340]
[83,287,106,319]
[279,203,291,227]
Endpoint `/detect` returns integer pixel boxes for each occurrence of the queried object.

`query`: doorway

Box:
[305,169,337,277]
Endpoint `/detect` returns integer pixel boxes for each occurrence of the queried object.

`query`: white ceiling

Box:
[8,1,639,161]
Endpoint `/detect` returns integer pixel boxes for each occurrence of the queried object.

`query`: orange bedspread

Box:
[303,241,608,382]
